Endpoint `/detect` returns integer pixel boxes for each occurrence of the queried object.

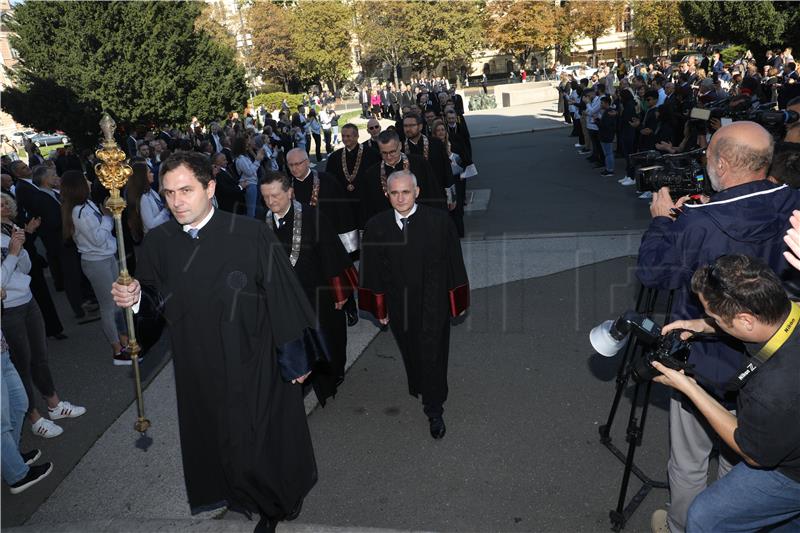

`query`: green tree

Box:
[248,2,299,92]
[487,0,558,69]
[679,0,785,49]
[195,1,236,50]
[1,1,247,149]
[570,0,624,66]
[410,0,485,77]
[632,0,686,56]
[290,0,352,92]
[354,0,413,86]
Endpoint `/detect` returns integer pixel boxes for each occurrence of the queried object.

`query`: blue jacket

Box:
[637,180,800,397]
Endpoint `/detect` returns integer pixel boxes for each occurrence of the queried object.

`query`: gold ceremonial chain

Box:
[310,170,320,207]
[380,153,410,194]
[342,145,364,192]
[95,114,150,436]
[404,134,429,161]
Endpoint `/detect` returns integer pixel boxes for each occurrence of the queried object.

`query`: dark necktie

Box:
[400,217,408,236]
[187,228,199,239]
[277,217,285,229]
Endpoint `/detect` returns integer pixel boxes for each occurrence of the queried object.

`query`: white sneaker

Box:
[639,191,653,199]
[574,143,584,148]
[48,401,86,420]
[651,509,669,533]
[619,177,636,186]
[31,417,63,439]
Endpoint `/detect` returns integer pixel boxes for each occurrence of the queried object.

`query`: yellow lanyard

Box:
[754,301,800,363]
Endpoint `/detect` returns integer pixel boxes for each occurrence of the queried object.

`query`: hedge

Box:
[252,92,305,112]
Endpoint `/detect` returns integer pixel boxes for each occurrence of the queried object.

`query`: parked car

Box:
[558,64,598,79]
[30,132,69,147]
[10,130,35,146]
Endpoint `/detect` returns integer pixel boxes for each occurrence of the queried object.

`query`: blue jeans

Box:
[688,462,800,532]
[601,142,615,173]
[244,183,258,218]
[2,350,29,485]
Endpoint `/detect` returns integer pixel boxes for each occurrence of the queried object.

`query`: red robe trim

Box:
[358,288,387,320]
[330,265,360,303]
[449,283,470,317]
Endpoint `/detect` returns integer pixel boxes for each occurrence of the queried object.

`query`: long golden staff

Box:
[96,114,151,435]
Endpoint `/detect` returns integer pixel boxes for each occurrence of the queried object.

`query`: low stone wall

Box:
[497,81,560,107]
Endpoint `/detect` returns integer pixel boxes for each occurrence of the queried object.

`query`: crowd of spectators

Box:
[558,46,800,196]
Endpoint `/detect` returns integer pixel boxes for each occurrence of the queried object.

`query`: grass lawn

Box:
[16,143,65,160]
[338,109,363,124]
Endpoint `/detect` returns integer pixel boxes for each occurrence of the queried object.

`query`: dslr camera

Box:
[590,311,693,382]
[630,148,708,198]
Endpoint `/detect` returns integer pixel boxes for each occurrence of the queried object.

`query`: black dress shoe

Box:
[345,308,359,327]
[429,416,446,439]
[254,515,277,533]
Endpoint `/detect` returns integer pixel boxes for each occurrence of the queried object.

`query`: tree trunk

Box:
[393,63,399,87]
[283,76,289,93]
[592,37,598,66]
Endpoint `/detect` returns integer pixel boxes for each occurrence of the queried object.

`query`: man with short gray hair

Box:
[359,170,469,440]
[637,121,800,533]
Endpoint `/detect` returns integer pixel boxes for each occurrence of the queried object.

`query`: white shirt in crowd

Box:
[72,200,116,261]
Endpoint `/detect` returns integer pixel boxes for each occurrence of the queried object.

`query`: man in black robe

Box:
[324,123,380,235]
[359,169,469,439]
[260,171,358,398]
[362,119,382,154]
[286,148,357,254]
[402,113,455,205]
[111,152,321,533]
[212,152,246,215]
[359,130,445,228]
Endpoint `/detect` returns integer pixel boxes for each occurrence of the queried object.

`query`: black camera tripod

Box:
[598,284,674,531]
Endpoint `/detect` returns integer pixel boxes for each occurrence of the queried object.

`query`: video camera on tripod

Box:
[590,311,693,382]
[629,148,708,199]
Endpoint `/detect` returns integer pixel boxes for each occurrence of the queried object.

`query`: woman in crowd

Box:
[126,162,169,246]
[1,193,86,439]
[233,135,265,218]
[60,172,131,365]
[432,119,468,238]
[306,109,323,162]
[370,88,383,119]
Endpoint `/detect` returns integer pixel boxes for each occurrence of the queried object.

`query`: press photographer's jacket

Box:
[637,180,800,398]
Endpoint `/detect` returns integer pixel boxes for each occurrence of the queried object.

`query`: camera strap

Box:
[726,302,800,391]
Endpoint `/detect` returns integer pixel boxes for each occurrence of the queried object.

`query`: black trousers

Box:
[323,129,332,154]
[61,240,94,317]
[28,253,63,336]
[361,103,370,118]
[2,299,57,416]
[572,118,584,145]
[310,133,322,161]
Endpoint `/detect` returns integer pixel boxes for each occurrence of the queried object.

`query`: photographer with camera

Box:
[652,255,800,531]
[637,120,800,533]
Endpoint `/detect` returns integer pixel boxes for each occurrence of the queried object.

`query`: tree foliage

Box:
[248,2,299,92]
[487,0,559,68]
[1,1,247,149]
[632,0,687,56]
[354,0,414,85]
[289,0,353,91]
[679,0,785,49]
[196,1,236,50]
[570,0,624,65]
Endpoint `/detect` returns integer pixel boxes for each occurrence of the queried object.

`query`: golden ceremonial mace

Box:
[96,114,151,435]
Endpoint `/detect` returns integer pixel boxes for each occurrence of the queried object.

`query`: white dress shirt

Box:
[394,203,417,231]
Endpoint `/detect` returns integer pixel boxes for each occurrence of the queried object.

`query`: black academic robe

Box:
[325,145,380,231]
[359,154,445,229]
[359,205,469,410]
[362,139,380,154]
[291,170,358,254]
[267,203,358,403]
[213,168,246,215]
[404,135,455,189]
[135,209,322,521]
[447,119,472,160]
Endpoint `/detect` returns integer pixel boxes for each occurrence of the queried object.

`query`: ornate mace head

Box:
[95,114,132,214]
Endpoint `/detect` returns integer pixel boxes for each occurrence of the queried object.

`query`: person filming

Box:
[653,254,800,531]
